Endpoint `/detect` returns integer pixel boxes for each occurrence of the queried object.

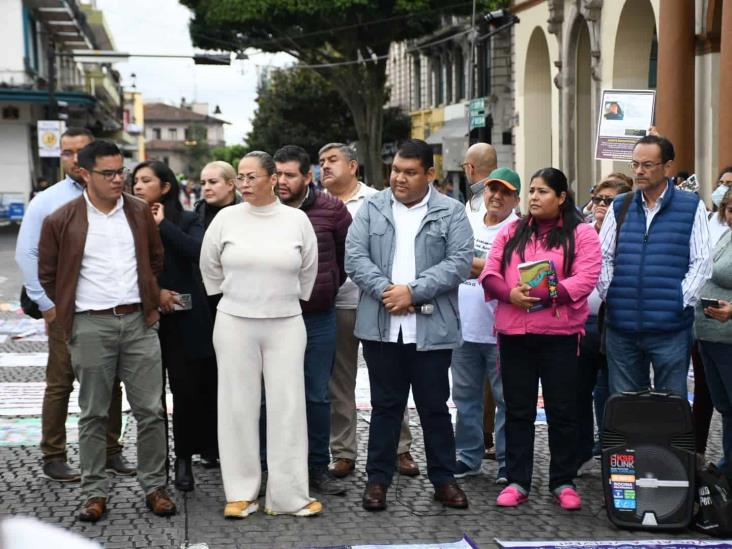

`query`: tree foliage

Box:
[210,143,249,167]
[243,66,410,162]
[181,0,503,187]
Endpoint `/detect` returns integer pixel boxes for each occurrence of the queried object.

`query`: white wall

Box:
[0,0,30,85]
[513,1,560,209]
[695,52,720,206]
[0,120,32,196]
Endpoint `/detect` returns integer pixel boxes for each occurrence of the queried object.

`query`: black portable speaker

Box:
[601,391,695,530]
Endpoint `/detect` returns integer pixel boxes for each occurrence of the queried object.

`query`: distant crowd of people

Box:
[14,126,732,524]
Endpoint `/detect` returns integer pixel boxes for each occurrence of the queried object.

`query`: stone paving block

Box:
[0,310,726,548]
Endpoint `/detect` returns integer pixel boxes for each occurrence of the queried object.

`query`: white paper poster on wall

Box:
[594,89,656,161]
[37,120,65,158]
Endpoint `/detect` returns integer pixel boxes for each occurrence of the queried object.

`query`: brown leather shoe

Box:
[329,458,355,478]
[145,486,177,517]
[78,497,107,522]
[434,481,469,509]
[397,452,420,476]
[362,482,387,511]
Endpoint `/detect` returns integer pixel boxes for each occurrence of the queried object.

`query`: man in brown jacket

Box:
[39,140,176,522]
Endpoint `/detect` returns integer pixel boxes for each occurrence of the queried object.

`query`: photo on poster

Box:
[595,90,656,161]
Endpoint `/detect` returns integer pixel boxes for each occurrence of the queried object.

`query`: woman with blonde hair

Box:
[200,151,320,518]
[195,160,240,230]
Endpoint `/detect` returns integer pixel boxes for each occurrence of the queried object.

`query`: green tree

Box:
[180,0,501,188]
[184,123,213,178]
[246,67,357,161]
[242,66,410,162]
[210,144,250,167]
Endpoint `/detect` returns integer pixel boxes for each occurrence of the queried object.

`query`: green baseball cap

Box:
[486,167,521,193]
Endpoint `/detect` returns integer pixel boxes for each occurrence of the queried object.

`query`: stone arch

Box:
[523,26,553,189]
[613,0,657,89]
[562,14,595,205]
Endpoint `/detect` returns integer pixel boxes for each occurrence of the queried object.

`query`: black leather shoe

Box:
[362,482,387,511]
[200,456,220,469]
[42,459,80,482]
[174,457,194,492]
[434,480,469,509]
[106,453,136,476]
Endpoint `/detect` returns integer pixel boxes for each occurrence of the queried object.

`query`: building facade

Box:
[0,0,123,218]
[143,101,227,177]
[511,0,730,208]
[386,14,515,193]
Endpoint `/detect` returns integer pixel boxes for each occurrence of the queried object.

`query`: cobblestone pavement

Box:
[0,227,724,548]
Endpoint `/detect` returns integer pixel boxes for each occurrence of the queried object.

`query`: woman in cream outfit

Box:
[200,151,320,518]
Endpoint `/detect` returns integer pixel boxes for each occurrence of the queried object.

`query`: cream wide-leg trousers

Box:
[213,311,312,513]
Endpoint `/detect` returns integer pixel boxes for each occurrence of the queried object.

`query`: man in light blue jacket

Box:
[345,139,473,511]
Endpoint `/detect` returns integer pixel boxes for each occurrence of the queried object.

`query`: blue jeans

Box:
[303,308,337,472]
[577,317,602,464]
[606,325,690,398]
[451,341,505,470]
[698,340,732,468]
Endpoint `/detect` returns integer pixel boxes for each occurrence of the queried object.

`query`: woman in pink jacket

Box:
[478,167,601,511]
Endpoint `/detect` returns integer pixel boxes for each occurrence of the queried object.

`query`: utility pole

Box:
[47,41,58,119]
[467,0,477,101]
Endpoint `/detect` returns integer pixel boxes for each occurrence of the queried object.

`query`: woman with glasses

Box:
[479,167,601,510]
[131,161,217,492]
[200,151,320,519]
[576,176,632,474]
[195,161,240,230]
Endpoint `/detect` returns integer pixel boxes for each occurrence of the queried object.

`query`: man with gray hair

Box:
[319,143,419,479]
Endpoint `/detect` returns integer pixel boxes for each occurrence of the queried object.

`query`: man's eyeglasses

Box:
[60,151,79,159]
[591,196,614,206]
[236,173,268,184]
[629,161,664,171]
[91,168,129,181]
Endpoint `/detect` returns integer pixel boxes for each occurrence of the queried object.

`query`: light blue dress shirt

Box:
[14,176,84,312]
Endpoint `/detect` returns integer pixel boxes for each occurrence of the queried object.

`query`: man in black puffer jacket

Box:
[274,145,352,496]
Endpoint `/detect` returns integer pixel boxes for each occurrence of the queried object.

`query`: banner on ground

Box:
[594,89,656,161]
[498,540,732,548]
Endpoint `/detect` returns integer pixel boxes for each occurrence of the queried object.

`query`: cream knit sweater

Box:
[200,200,318,318]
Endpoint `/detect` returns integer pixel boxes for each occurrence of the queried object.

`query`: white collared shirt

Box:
[75,192,141,312]
[597,182,712,307]
[331,182,378,309]
[388,186,431,344]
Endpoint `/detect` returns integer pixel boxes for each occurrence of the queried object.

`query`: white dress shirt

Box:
[75,192,141,312]
[330,182,378,309]
[597,183,712,307]
[388,187,431,344]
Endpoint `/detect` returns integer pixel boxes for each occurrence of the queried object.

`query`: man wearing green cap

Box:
[451,167,521,482]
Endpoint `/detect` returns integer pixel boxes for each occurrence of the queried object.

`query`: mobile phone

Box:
[701,297,720,310]
[172,293,192,311]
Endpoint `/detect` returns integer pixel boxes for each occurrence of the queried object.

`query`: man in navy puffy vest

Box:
[598,135,712,398]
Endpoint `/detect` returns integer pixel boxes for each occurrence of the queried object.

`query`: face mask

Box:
[712,184,728,207]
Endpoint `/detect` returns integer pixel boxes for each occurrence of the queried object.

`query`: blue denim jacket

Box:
[345,188,473,350]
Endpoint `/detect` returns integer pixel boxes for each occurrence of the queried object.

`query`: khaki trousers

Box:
[69,312,167,498]
[41,320,123,462]
[329,308,412,460]
[214,312,312,513]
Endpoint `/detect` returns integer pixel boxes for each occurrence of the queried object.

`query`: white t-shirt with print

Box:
[459,210,518,344]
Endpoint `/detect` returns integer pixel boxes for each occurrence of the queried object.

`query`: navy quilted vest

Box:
[606,181,699,332]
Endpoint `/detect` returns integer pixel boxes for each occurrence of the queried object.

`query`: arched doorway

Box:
[613,0,657,89]
[523,27,552,191]
[613,0,657,174]
[574,19,593,207]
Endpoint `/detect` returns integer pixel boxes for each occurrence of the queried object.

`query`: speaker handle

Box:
[620,389,674,398]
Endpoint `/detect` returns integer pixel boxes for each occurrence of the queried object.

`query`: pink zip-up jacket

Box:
[477,220,601,336]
